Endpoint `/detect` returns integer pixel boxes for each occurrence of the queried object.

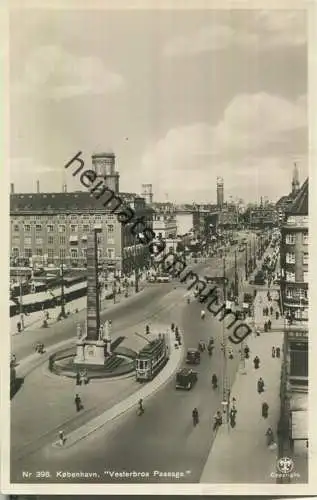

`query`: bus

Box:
[135,334,169,382]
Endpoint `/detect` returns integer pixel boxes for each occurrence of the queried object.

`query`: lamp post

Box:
[19,272,25,330]
[234,250,239,301]
[245,246,248,280]
[134,238,139,293]
[221,257,230,426]
[60,260,67,318]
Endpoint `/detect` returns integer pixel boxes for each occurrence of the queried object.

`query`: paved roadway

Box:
[11,231,257,483]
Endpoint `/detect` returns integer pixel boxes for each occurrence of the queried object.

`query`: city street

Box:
[11,232,255,483]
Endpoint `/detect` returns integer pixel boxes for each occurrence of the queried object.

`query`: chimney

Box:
[10,183,14,194]
[36,180,40,193]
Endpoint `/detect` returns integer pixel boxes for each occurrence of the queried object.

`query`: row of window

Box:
[285,233,308,245]
[13,224,115,233]
[285,287,308,300]
[12,247,116,259]
[285,271,309,283]
[285,252,309,265]
[12,236,115,245]
[11,214,116,222]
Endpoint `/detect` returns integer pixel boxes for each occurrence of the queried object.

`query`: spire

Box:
[292,162,300,194]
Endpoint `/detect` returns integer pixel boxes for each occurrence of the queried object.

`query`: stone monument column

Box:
[74,228,106,366]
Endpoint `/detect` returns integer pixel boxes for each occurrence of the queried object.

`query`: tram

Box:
[135,334,169,382]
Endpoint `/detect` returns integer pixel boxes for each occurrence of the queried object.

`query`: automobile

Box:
[175,368,198,390]
[254,272,265,285]
[156,275,171,283]
[186,348,201,365]
[148,276,156,283]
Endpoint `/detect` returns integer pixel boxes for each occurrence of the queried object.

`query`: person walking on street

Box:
[75,394,82,412]
[267,319,272,331]
[244,345,250,359]
[257,377,265,394]
[138,398,144,415]
[272,346,276,358]
[276,346,281,358]
[264,321,268,332]
[262,401,269,418]
[230,406,237,428]
[275,310,279,320]
[270,305,273,315]
[253,356,260,369]
[59,430,66,446]
[266,427,274,446]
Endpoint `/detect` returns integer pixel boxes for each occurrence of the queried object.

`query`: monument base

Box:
[74,339,106,366]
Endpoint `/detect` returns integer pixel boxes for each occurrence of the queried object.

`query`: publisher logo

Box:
[277,457,294,474]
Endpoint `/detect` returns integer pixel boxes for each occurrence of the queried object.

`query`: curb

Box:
[52,333,184,449]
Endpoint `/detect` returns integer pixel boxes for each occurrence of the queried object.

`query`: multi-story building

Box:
[279,178,308,469]
[248,204,278,228]
[280,178,308,323]
[10,151,153,275]
[218,205,239,230]
[152,204,177,239]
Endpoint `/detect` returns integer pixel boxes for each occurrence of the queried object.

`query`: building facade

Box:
[152,203,177,239]
[279,178,308,466]
[10,152,153,275]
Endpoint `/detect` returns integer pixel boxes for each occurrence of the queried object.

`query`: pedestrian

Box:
[253,356,260,369]
[267,319,272,331]
[272,346,276,358]
[244,345,250,359]
[262,401,269,418]
[76,372,81,386]
[264,321,268,332]
[230,407,237,428]
[265,427,274,446]
[59,430,66,446]
[75,394,82,412]
[262,307,266,316]
[270,306,273,315]
[257,377,265,394]
[276,347,281,358]
[275,310,279,320]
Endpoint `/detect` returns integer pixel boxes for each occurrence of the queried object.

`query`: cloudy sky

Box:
[9,6,307,203]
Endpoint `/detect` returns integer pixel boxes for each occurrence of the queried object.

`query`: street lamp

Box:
[234,250,239,300]
[245,246,248,280]
[59,260,67,318]
[134,238,139,293]
[19,272,25,330]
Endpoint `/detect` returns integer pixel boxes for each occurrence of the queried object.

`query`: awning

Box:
[69,235,78,242]
[291,410,308,440]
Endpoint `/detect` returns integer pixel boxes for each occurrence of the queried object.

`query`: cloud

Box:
[140,93,307,202]
[163,11,306,57]
[12,46,125,99]
[255,10,306,47]
[10,158,59,176]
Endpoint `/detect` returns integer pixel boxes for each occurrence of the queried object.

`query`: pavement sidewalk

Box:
[200,285,284,484]
[200,327,283,483]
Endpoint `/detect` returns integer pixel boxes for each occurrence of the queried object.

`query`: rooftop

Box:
[10,191,149,214]
[288,178,308,215]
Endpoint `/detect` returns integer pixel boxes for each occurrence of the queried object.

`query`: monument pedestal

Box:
[74,339,106,366]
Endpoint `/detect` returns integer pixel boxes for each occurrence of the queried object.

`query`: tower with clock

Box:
[92,150,120,193]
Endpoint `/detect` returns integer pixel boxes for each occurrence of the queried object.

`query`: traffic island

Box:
[48,342,137,380]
